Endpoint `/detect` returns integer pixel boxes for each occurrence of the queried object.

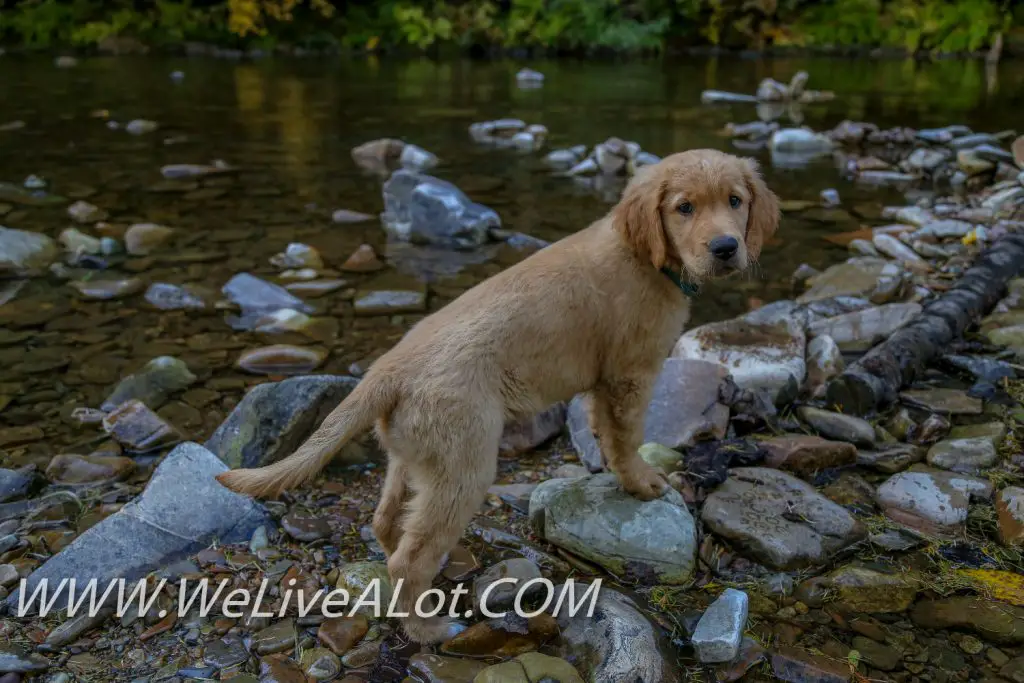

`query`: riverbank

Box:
[2,0,1024,60]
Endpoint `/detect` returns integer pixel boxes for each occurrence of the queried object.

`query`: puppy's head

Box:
[612,149,780,283]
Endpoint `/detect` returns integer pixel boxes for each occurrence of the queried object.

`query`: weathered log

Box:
[825,232,1024,415]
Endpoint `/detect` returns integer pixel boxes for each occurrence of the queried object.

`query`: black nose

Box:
[709,236,739,261]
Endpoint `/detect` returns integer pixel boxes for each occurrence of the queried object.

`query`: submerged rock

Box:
[381,169,500,249]
[568,358,729,471]
[702,467,866,569]
[529,473,696,584]
[0,226,57,276]
[222,272,312,317]
[0,467,35,503]
[6,442,268,614]
[206,375,360,469]
[45,453,136,484]
[144,282,214,310]
[124,223,173,255]
[67,200,107,223]
[102,399,181,452]
[340,243,385,272]
[102,356,196,411]
[797,258,890,303]
[673,317,805,398]
[235,345,326,375]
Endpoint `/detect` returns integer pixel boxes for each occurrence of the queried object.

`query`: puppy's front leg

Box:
[588,379,669,501]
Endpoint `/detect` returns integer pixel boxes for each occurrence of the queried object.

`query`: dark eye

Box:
[678,202,694,215]
[729,195,742,208]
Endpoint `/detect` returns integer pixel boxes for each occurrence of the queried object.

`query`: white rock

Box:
[805,335,844,396]
[872,233,928,266]
[770,128,834,155]
[399,144,438,171]
[807,303,922,352]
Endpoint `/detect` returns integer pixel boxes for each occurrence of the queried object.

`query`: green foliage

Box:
[0,0,1019,54]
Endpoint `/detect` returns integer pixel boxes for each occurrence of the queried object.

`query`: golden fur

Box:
[216,149,780,642]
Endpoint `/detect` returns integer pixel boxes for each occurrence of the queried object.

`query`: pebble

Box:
[280,512,331,542]
[125,119,159,135]
[235,345,326,375]
[124,223,173,255]
[102,399,181,452]
[45,453,135,484]
[797,406,875,447]
[340,244,385,272]
[692,588,748,663]
[270,242,323,270]
[253,620,297,655]
[70,277,144,300]
[317,615,369,655]
[67,200,108,223]
[474,558,544,612]
[996,486,1024,545]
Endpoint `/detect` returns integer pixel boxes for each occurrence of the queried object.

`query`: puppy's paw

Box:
[618,463,669,501]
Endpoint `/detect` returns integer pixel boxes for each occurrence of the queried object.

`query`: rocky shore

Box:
[1,64,1024,683]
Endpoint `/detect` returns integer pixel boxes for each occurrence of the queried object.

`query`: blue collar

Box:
[660,266,700,297]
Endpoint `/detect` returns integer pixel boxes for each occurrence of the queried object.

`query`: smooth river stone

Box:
[236,345,326,375]
[70,278,144,300]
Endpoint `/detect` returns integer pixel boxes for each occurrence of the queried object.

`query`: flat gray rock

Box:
[877,467,993,534]
[797,406,875,447]
[807,303,921,352]
[6,442,268,614]
[206,375,360,469]
[702,467,866,569]
[381,169,499,249]
[529,473,696,584]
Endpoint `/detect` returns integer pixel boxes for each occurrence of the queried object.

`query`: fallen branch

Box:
[825,232,1024,415]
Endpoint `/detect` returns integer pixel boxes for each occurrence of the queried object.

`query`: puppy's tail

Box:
[215,375,395,499]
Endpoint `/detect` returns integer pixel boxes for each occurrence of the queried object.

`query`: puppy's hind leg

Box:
[372,458,408,557]
[387,412,501,644]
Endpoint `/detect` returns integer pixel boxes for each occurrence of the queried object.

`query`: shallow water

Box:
[2,53,1024,469]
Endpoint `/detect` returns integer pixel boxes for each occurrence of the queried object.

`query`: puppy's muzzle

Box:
[708,236,740,269]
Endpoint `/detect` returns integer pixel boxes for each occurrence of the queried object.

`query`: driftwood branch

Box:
[825,232,1024,415]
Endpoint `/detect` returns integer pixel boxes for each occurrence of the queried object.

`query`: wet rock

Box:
[331,208,374,223]
[353,285,426,315]
[941,354,1015,382]
[702,467,867,570]
[516,68,544,84]
[911,219,975,240]
[271,243,323,270]
[235,344,326,375]
[0,426,43,447]
[761,435,857,475]
[381,169,499,249]
[900,388,982,415]
[253,620,297,655]
[204,634,250,669]
[907,147,952,173]
[102,356,196,411]
[222,272,313,318]
[801,564,918,613]
[568,358,729,471]
[281,512,331,542]
[6,442,268,614]
[639,443,683,472]
[206,375,359,469]
[982,185,1024,211]
[335,562,392,618]
[499,403,566,456]
[912,596,1024,644]
[0,468,35,503]
[926,437,998,474]
[102,399,181,452]
[529,473,696,583]
[123,222,173,255]
[770,128,833,155]
[852,636,900,671]
[797,258,888,303]
[300,647,341,680]
[474,558,544,612]
[70,277,144,300]
[408,653,487,682]
[59,227,101,254]
[915,413,951,445]
[285,279,348,298]
[44,608,114,647]
[0,226,58,276]
[877,467,992,534]
[552,583,675,683]
[872,233,927,266]
[771,645,850,683]
[442,613,558,657]
[692,588,748,663]
[45,453,135,484]
[673,317,805,397]
[958,148,996,175]
[144,282,213,310]
[125,119,159,135]
[996,486,1024,545]
[339,244,384,272]
[797,406,875,447]
[856,444,924,473]
[0,644,50,674]
[808,302,921,352]
[160,163,232,179]
[702,90,759,103]
[545,146,587,169]
[317,615,368,655]
[805,335,844,395]
[67,200,107,223]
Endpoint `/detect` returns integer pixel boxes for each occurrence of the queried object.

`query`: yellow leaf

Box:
[366,35,380,50]
[962,229,978,246]
[958,569,1024,606]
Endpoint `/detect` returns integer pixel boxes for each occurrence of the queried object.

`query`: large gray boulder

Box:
[6,443,268,614]
[568,358,729,472]
[381,169,500,249]
[529,473,696,584]
[206,375,361,469]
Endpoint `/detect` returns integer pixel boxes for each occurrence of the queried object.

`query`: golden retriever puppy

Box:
[217,149,780,643]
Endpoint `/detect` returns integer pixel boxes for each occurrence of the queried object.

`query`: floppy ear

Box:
[743,158,780,262]
[612,167,668,269]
